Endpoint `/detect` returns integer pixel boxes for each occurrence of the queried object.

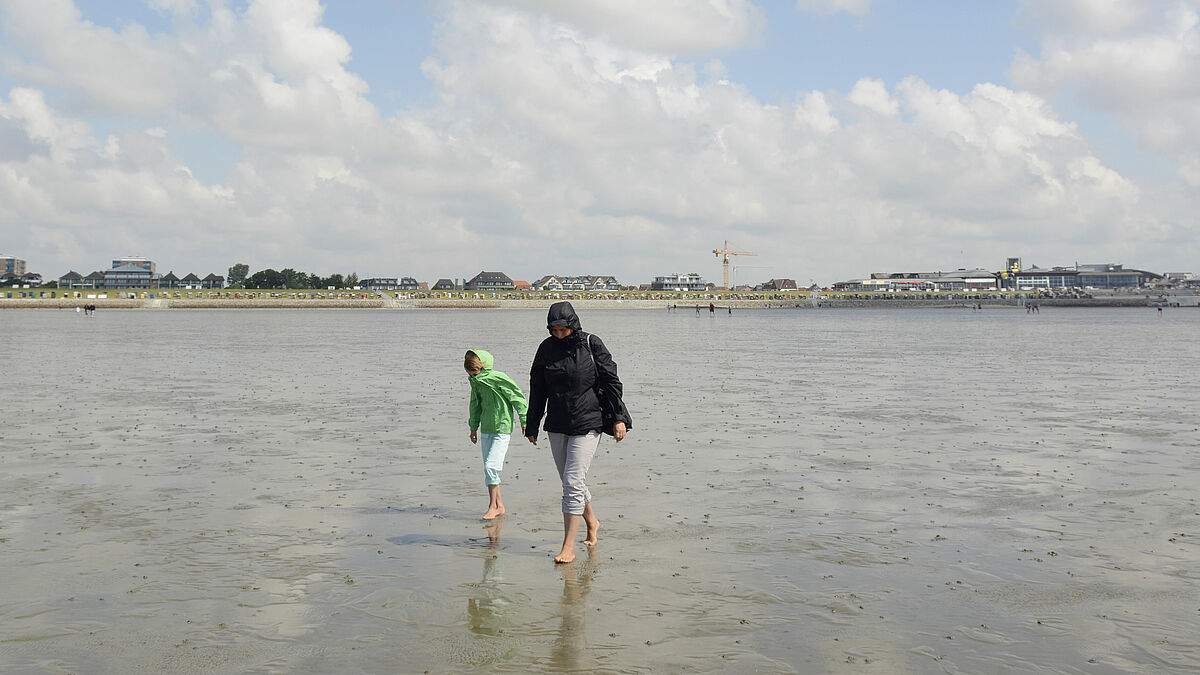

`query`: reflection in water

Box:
[467,519,508,637]
[550,545,597,671]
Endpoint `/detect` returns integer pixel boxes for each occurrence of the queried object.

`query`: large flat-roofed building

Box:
[834,268,998,292]
[105,264,158,289]
[651,273,706,291]
[2,255,26,276]
[1005,263,1161,290]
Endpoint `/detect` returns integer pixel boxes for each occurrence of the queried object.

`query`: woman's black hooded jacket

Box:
[527,302,632,437]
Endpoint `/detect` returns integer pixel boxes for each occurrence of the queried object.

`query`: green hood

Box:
[470,348,495,370]
[467,348,528,434]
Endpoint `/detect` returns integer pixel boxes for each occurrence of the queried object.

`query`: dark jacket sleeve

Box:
[590,335,632,431]
[526,340,549,436]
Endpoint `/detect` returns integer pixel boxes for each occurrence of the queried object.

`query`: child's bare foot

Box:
[554,545,575,563]
[482,507,504,520]
[584,517,599,547]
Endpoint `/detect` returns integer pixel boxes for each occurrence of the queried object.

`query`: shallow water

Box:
[2,306,1198,673]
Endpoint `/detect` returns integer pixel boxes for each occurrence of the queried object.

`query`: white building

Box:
[650,273,706,291]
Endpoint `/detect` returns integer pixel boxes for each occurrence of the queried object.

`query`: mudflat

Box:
[2,307,1197,673]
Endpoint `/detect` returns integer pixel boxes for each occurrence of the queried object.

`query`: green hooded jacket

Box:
[468,349,529,435]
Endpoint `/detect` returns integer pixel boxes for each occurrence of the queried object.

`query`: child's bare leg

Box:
[582,502,599,546]
[556,513,581,563]
[483,484,504,520]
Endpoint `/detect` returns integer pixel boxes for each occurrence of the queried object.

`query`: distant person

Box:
[526,302,632,564]
[709,302,715,314]
[464,349,529,520]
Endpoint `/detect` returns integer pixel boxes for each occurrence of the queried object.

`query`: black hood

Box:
[546,301,582,332]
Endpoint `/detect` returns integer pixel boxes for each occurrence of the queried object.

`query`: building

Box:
[432,278,456,291]
[2,254,26,276]
[760,278,798,291]
[84,271,106,288]
[361,277,398,290]
[464,271,514,291]
[104,264,157,289]
[202,273,225,289]
[832,268,998,292]
[513,280,531,291]
[530,275,621,291]
[2,272,41,287]
[651,273,706,291]
[159,271,181,288]
[112,256,155,273]
[179,273,202,288]
[398,277,420,290]
[59,271,84,288]
[1002,263,1161,290]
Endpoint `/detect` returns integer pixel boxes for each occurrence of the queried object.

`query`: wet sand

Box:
[2,307,1198,673]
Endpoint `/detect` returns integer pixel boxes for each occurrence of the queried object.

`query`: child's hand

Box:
[470,430,478,444]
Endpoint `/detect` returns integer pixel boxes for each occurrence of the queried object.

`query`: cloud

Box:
[496,0,766,53]
[795,0,872,16]
[1016,0,1149,34]
[1012,0,1200,182]
[0,0,1194,284]
[848,77,899,116]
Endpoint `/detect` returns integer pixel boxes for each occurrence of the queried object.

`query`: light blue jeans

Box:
[549,431,601,515]
[480,433,511,485]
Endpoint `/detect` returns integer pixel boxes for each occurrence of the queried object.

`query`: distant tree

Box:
[227,263,249,287]
[245,268,284,289]
[346,272,359,288]
[325,273,345,288]
[280,268,301,289]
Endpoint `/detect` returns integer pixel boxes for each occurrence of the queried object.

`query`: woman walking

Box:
[526,302,632,563]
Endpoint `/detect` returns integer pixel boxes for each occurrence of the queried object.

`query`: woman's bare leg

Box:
[582,502,599,546]
[556,513,582,563]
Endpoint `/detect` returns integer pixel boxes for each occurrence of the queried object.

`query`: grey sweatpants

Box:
[548,431,601,515]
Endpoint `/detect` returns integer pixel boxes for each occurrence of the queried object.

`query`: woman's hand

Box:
[613,421,627,442]
[526,434,538,445]
[469,429,478,444]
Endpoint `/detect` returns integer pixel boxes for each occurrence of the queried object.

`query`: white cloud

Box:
[1013,0,1200,185]
[497,0,766,53]
[146,0,198,16]
[848,78,898,116]
[0,0,1194,283]
[795,0,872,16]
[1016,0,1149,34]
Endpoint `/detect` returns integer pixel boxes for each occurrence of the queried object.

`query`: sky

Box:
[1,0,1198,286]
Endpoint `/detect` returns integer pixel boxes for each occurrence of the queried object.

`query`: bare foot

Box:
[554,547,575,564]
[482,507,504,520]
[584,517,599,547]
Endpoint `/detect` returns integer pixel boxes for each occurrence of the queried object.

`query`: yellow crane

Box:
[712,240,756,290]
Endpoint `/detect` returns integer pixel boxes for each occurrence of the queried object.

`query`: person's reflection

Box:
[467,519,507,636]
[549,545,598,670]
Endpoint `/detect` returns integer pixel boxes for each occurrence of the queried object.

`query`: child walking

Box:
[465,349,529,520]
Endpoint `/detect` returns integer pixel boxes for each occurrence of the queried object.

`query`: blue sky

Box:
[1,0,1197,283]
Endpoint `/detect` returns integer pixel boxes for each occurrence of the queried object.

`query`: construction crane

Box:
[712,240,756,290]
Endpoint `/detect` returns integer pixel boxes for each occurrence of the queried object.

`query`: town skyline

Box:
[2,2,1198,284]
[4,251,1191,293]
